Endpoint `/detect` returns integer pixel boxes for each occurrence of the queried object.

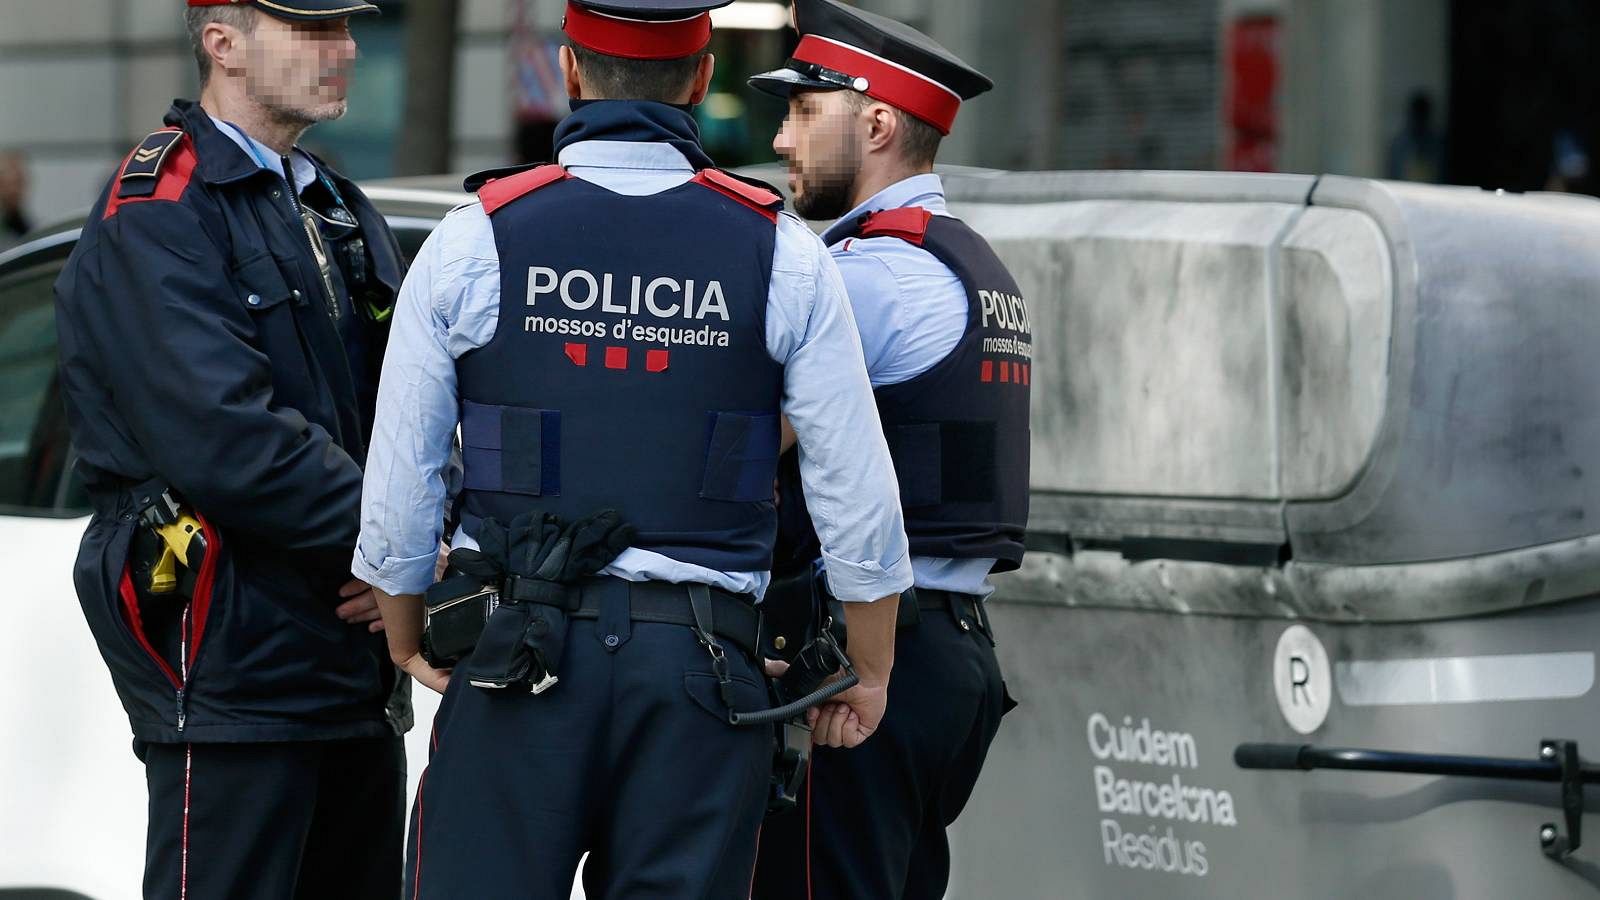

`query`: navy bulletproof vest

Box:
[847,207,1031,572]
[457,166,785,572]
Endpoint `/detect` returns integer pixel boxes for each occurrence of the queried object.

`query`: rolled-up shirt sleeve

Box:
[766,214,914,602]
[352,218,463,596]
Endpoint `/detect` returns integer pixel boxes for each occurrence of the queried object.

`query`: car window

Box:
[0,259,81,516]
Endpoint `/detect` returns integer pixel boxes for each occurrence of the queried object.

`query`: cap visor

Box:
[253,1,380,21]
[747,66,841,99]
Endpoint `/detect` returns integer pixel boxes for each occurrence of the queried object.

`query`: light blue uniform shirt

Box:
[820,174,999,598]
[352,140,914,604]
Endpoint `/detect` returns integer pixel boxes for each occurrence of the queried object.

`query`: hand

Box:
[434,541,450,582]
[335,578,386,633]
[372,585,445,691]
[806,591,898,748]
[762,658,790,679]
[393,650,452,695]
[807,674,888,748]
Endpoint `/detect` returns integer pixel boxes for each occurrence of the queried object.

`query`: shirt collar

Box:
[557,140,695,173]
[824,173,948,244]
[208,114,319,196]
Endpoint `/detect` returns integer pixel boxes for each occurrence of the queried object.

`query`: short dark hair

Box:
[185,7,259,87]
[845,91,943,168]
[569,43,707,104]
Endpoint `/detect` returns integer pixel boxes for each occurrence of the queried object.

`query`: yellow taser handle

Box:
[146,514,207,596]
[149,547,179,595]
[155,514,205,568]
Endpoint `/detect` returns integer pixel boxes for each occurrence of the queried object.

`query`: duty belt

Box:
[897,587,993,641]
[506,574,762,659]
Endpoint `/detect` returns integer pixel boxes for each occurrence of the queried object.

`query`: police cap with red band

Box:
[562,0,734,61]
[748,0,992,135]
[186,0,379,22]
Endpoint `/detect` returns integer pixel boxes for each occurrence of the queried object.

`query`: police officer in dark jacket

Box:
[748,2,1028,897]
[53,2,409,897]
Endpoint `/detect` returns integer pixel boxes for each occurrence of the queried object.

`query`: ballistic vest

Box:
[844,207,1032,571]
[456,165,786,572]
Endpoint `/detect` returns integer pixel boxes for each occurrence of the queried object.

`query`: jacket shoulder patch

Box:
[858,207,934,245]
[479,165,571,215]
[104,131,197,219]
[691,169,782,223]
[117,130,186,199]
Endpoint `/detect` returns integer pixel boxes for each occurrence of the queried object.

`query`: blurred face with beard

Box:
[773,88,863,221]
[238,14,358,127]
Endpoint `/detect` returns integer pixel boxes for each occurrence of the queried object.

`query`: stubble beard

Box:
[793,149,862,221]
[264,96,348,129]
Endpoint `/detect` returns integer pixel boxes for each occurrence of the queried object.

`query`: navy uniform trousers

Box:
[752,592,1012,900]
[406,581,773,900]
[138,736,406,900]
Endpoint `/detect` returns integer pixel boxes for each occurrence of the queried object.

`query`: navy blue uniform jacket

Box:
[54,100,412,743]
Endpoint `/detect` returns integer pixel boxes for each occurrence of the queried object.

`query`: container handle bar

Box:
[1234,739,1589,861]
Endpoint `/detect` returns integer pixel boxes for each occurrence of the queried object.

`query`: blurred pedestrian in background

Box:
[0,151,33,250]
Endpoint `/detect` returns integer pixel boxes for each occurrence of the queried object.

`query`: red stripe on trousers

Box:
[182,743,192,900]
[414,724,438,900]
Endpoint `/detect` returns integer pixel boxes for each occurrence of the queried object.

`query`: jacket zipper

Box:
[281,154,341,324]
[177,604,190,732]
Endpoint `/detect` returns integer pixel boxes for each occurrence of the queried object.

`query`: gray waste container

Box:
[936,170,1600,899]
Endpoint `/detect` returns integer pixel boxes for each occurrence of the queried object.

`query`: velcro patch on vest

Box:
[117,130,186,198]
[700,411,782,503]
[890,420,998,508]
[461,400,562,497]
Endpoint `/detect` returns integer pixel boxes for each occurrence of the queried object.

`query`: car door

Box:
[0,231,143,900]
[0,206,449,900]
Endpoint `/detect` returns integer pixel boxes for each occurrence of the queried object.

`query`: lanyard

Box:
[223,119,352,217]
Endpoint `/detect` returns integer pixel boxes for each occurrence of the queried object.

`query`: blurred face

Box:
[242,15,358,125]
[772,88,862,220]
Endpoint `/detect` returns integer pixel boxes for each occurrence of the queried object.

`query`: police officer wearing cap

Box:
[354,1,913,897]
[53,2,409,897]
[747,1,1029,897]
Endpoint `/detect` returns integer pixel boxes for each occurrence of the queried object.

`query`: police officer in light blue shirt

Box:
[352,1,911,896]
[748,1,1031,898]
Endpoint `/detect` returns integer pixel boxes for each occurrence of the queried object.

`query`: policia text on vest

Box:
[523,265,736,347]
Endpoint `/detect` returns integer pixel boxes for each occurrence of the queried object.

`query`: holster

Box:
[769,716,812,814]
[421,574,498,669]
[127,526,186,670]
[759,567,850,706]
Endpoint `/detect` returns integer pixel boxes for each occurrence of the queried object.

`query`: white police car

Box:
[0,183,462,900]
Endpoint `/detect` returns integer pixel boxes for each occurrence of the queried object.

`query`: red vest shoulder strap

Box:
[858,206,934,246]
[479,165,571,215]
[691,169,782,223]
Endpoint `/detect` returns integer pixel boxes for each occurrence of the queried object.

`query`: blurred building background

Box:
[0,0,1597,228]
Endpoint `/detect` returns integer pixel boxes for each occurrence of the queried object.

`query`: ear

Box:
[862,101,899,155]
[205,19,246,77]
[559,44,583,100]
[688,53,716,105]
